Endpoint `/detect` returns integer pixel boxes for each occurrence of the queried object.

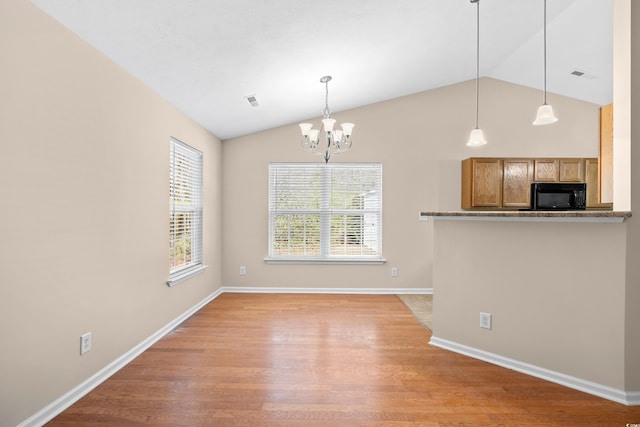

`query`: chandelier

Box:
[299,76,354,163]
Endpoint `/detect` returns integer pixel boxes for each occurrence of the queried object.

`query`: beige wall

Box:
[222,77,600,290]
[432,220,627,389]
[0,2,222,426]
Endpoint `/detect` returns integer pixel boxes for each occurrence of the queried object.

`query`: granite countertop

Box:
[420,210,632,222]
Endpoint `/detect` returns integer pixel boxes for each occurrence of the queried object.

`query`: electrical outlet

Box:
[80,332,92,355]
[391,267,398,277]
[239,266,246,276]
[480,312,492,330]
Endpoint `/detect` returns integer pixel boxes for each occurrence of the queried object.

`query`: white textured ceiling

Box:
[31,0,612,140]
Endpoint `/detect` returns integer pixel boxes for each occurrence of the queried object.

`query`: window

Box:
[168,138,204,286]
[268,163,383,263]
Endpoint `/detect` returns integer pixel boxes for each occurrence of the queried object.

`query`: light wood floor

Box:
[48,293,640,426]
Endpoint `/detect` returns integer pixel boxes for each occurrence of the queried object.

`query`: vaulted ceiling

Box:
[31,0,612,140]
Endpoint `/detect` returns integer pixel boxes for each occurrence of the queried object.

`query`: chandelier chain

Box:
[324,78,331,118]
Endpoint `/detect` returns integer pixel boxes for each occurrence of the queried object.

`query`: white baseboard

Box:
[429,336,639,406]
[221,286,433,295]
[18,288,224,427]
[627,391,640,406]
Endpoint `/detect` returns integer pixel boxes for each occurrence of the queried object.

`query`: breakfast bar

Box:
[421,209,633,404]
[421,210,631,222]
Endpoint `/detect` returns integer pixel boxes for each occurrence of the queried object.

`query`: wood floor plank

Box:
[47,293,640,426]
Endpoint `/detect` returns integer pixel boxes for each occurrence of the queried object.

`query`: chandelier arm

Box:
[324,132,331,163]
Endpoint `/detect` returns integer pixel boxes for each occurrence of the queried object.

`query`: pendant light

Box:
[533,0,558,125]
[467,0,487,147]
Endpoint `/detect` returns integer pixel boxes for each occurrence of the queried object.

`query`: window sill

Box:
[167,264,207,287]
[264,257,386,265]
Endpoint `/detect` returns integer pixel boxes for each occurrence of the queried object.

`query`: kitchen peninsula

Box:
[421,209,631,222]
[422,209,634,405]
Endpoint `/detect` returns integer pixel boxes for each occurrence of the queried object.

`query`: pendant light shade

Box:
[466,0,487,147]
[533,0,558,126]
[467,128,487,147]
[533,104,558,125]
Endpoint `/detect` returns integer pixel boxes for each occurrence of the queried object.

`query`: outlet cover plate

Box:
[80,332,92,355]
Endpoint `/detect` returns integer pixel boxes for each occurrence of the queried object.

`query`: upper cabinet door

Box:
[600,104,613,204]
[461,158,502,208]
[502,159,534,208]
[584,158,600,208]
[534,159,559,182]
[559,158,584,182]
[472,158,502,207]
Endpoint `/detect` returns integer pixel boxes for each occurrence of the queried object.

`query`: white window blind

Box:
[268,163,382,262]
[169,138,203,285]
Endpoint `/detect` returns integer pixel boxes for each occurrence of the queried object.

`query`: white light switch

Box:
[480,312,492,330]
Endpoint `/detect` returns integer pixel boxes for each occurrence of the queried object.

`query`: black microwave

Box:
[530,182,586,210]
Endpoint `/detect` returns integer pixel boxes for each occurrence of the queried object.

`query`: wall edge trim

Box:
[17,288,225,427]
[429,336,638,406]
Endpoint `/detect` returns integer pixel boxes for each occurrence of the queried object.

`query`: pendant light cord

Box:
[476,0,480,129]
[475,0,480,129]
[543,0,547,105]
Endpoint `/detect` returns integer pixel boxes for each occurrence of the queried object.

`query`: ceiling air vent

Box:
[244,95,259,107]
[570,69,597,79]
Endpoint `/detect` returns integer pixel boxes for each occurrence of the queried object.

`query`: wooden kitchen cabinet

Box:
[600,103,613,204]
[559,158,584,182]
[502,159,534,208]
[534,159,559,182]
[584,158,599,208]
[534,158,584,182]
[462,158,533,209]
[461,158,502,209]
[462,157,605,210]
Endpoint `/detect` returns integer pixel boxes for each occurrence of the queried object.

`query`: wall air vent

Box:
[244,95,259,107]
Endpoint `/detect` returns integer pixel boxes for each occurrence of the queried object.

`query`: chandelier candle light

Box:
[299,76,354,163]
[467,0,487,147]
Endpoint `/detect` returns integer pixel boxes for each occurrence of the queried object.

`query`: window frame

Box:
[167,137,206,286]
[266,162,385,265]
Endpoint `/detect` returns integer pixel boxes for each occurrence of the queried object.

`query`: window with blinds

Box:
[169,138,203,285]
[268,163,382,262]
